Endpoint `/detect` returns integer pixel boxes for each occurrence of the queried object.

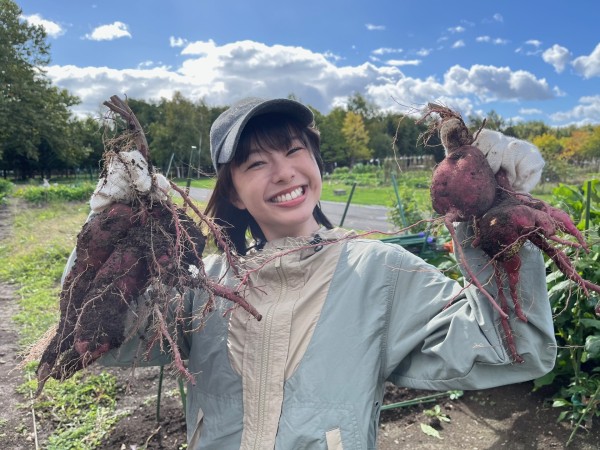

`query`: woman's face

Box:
[230,136,322,241]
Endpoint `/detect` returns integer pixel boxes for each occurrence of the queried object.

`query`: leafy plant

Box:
[0,179,14,204]
[533,179,600,444]
[13,182,96,204]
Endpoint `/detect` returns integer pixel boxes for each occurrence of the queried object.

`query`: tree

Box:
[146,92,210,177]
[315,107,347,170]
[347,92,378,120]
[468,110,506,132]
[532,133,568,182]
[341,111,371,167]
[0,0,81,179]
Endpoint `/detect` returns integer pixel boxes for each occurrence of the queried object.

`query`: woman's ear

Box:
[230,191,246,210]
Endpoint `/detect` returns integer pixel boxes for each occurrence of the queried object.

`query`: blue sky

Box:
[16,0,600,127]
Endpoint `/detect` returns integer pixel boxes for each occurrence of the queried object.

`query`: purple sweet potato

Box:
[423,103,600,362]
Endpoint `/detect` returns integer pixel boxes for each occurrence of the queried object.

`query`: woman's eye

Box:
[246,160,264,169]
[287,146,303,156]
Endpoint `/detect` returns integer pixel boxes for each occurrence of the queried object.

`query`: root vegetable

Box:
[422,103,600,362]
[34,96,261,395]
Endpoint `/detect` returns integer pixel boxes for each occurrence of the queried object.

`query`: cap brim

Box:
[218,99,314,166]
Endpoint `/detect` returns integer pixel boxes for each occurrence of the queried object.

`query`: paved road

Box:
[184,187,397,233]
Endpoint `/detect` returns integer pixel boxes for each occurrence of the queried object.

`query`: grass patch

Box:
[0,201,90,346]
[0,198,124,448]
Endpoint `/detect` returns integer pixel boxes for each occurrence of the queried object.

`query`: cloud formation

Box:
[45,39,560,124]
[21,14,64,38]
[84,22,131,41]
[571,43,600,78]
[542,44,571,73]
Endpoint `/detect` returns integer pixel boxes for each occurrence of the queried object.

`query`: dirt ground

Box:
[1,203,600,449]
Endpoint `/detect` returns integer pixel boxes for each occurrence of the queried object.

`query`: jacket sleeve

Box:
[98,253,228,369]
[385,222,557,390]
[98,287,196,369]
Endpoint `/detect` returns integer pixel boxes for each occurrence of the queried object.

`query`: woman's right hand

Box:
[90,149,170,213]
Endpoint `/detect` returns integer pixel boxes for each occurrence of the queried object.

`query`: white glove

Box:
[472,129,545,193]
[90,149,170,213]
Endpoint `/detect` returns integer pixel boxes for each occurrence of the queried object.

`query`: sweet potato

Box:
[34,96,260,395]
[430,144,497,221]
[422,103,600,362]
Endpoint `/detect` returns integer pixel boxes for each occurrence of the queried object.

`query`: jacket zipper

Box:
[253,256,286,449]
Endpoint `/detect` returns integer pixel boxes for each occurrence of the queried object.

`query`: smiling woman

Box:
[205,99,333,253]
[88,96,559,450]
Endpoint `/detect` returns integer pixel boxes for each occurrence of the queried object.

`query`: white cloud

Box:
[21,14,64,38]
[84,21,131,41]
[415,48,431,57]
[170,36,187,48]
[476,36,508,45]
[516,40,543,56]
[452,40,465,49]
[43,39,558,122]
[365,24,385,31]
[542,44,571,73]
[448,26,465,34]
[386,59,421,67]
[550,95,600,125]
[443,64,554,101]
[493,13,503,22]
[372,47,403,55]
[519,108,542,115]
[572,43,600,78]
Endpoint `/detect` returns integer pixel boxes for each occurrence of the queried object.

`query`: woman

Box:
[102,97,556,449]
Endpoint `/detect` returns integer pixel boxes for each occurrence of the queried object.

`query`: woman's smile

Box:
[270,186,306,204]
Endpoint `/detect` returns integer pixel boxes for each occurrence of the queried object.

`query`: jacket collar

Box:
[247,227,355,262]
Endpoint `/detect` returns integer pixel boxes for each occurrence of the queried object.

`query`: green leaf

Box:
[534,371,556,389]
[580,319,600,331]
[420,423,442,439]
[552,399,571,408]
[584,335,600,358]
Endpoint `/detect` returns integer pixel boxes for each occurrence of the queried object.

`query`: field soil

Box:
[1,203,600,449]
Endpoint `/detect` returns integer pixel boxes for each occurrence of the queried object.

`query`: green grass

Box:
[0,198,124,448]
[0,202,90,345]
[180,174,564,208]
[182,176,430,206]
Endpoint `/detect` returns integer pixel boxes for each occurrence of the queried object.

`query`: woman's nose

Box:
[271,159,295,183]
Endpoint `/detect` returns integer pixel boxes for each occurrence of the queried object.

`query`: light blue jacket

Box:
[102,226,556,449]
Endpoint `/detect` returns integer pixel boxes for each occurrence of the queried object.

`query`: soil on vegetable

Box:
[1,203,600,449]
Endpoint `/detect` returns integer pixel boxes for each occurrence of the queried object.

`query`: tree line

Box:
[2,0,599,182]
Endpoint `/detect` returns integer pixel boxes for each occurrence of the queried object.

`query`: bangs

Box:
[234,113,310,165]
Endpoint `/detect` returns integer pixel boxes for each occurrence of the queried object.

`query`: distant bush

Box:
[0,179,14,205]
[13,182,96,204]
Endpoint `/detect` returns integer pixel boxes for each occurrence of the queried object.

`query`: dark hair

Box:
[204,113,333,255]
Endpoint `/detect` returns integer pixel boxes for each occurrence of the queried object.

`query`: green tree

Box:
[347,92,378,120]
[146,92,210,177]
[0,0,81,179]
[468,110,505,132]
[316,107,347,170]
[341,111,371,167]
[532,133,568,182]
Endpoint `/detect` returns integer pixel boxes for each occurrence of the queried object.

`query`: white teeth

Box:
[273,187,303,203]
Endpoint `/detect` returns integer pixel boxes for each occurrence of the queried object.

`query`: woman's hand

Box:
[89,149,170,213]
[473,129,545,193]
